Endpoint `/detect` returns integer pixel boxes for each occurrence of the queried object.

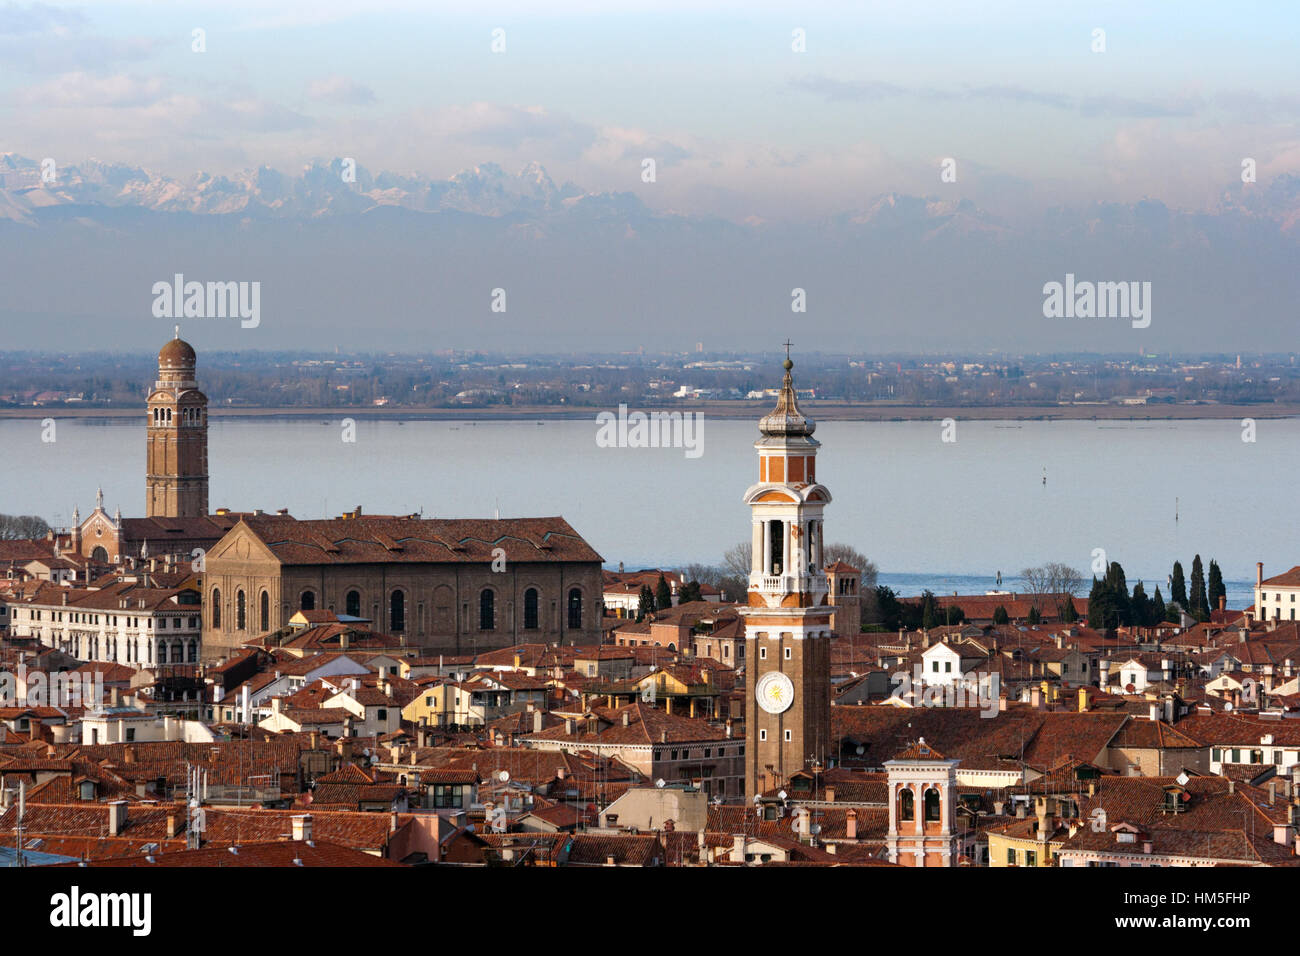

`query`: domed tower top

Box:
[158,326,197,386]
[757,350,816,442]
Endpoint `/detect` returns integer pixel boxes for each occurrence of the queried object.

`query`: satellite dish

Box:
[498,770,510,783]
[810,824,821,835]
[855,744,865,755]
[753,794,762,805]
[655,778,666,789]
[778,790,788,801]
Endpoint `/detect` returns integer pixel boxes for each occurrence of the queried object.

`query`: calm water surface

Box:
[2,415,1289,607]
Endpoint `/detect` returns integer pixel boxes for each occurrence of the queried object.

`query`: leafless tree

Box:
[1020,562,1084,614]
[722,541,752,579]
[0,514,51,540]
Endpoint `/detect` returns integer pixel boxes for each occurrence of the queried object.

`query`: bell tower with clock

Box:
[742,348,835,799]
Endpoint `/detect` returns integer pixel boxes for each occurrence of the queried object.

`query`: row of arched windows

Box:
[210,585,586,633]
[898,787,942,823]
[211,588,270,632]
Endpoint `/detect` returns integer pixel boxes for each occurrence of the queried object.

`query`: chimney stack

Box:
[291,814,313,842]
[1257,562,1264,590]
[107,800,127,836]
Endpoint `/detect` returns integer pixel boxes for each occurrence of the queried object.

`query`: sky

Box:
[2,1,1299,352]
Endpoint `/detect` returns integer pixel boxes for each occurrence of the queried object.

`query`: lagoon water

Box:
[2,415,1291,608]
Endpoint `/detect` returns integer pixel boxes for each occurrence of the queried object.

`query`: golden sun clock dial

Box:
[755,671,795,715]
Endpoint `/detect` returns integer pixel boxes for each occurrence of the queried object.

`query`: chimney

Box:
[166,811,178,839]
[621,711,630,727]
[725,718,733,738]
[1219,595,1226,612]
[291,814,313,842]
[1228,780,1235,794]
[825,785,836,803]
[564,718,574,735]
[1036,797,1049,843]
[533,709,544,734]
[1148,703,1160,722]
[732,834,747,864]
[846,808,858,840]
[107,800,127,836]
[1257,562,1264,589]
[1099,659,1110,691]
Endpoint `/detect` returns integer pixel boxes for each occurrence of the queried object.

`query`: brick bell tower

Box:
[146,328,209,518]
[743,347,835,799]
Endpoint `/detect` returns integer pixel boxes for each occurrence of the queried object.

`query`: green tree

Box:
[1130,581,1151,627]
[993,605,1010,625]
[1207,559,1225,613]
[655,574,673,611]
[1106,561,1132,626]
[1088,575,1120,631]
[1170,561,1187,608]
[1189,555,1209,621]
[1151,585,1166,623]
[920,590,940,630]
[1026,605,1041,625]
[875,586,904,630]
[637,585,655,621]
[678,580,703,604]
[1060,596,1079,623]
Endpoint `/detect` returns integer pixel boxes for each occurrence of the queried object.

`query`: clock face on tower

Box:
[755,671,795,715]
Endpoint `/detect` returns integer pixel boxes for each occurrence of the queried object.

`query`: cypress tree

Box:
[1151,585,1166,623]
[920,590,939,630]
[993,605,1009,625]
[1207,559,1225,613]
[1130,581,1150,627]
[1087,576,1108,630]
[1027,605,1041,625]
[637,584,655,621]
[1189,555,1208,621]
[1106,561,1131,626]
[1170,561,1187,608]
[1061,596,1079,623]
[656,574,673,611]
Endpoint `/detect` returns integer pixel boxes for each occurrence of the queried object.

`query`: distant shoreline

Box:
[0,402,1294,423]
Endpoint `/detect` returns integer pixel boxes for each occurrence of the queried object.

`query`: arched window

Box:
[479,590,495,631]
[345,590,361,618]
[567,588,583,630]
[158,642,168,664]
[523,588,539,630]
[924,787,941,822]
[390,590,405,632]
[300,590,316,611]
[259,590,270,632]
[899,788,915,821]
[235,590,246,630]
[91,546,108,564]
[211,588,221,628]
[188,640,198,663]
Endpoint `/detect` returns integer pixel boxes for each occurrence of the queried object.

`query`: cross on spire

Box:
[783,339,793,360]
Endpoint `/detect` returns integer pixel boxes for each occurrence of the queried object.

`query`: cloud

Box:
[307,75,376,106]
[0,1,83,35]
[790,74,1205,120]
[18,72,168,108]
